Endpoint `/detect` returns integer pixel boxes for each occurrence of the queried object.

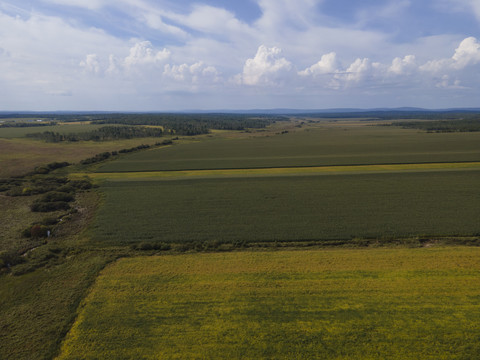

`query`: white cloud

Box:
[388,55,416,75]
[142,13,188,38]
[171,5,250,35]
[124,41,170,68]
[436,74,463,89]
[343,58,371,83]
[163,62,219,83]
[80,54,101,74]
[240,45,293,85]
[420,36,480,72]
[299,52,337,76]
[452,36,480,68]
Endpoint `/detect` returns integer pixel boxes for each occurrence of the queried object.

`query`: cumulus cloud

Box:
[80,54,101,74]
[343,58,371,83]
[299,52,337,77]
[389,55,416,75]
[2,1,480,110]
[452,36,480,68]
[240,45,293,85]
[124,41,170,68]
[421,36,480,72]
[163,62,219,83]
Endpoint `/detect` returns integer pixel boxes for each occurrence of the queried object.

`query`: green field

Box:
[97,125,480,172]
[57,248,480,359]
[92,170,480,245]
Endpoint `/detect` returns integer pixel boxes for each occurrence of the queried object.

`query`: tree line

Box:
[389,119,480,132]
[26,126,166,142]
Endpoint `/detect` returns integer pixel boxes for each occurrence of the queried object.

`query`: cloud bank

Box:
[0,0,479,110]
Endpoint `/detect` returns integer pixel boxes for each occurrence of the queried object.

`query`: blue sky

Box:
[1,0,480,111]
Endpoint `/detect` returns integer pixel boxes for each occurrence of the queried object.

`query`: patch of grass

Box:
[0,252,115,360]
[91,171,480,245]
[57,247,480,359]
[0,137,163,177]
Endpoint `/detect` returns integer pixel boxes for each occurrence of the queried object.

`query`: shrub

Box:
[40,191,74,203]
[31,201,70,212]
[0,250,25,269]
[30,224,50,238]
[69,179,93,190]
[132,242,171,251]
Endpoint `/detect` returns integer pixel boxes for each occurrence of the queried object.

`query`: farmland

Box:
[90,120,480,245]
[92,171,480,246]
[57,248,480,359]
[1,114,480,359]
[97,124,480,172]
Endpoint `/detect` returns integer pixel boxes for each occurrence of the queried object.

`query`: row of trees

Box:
[26,126,166,142]
[90,113,281,131]
[391,119,480,132]
[0,121,57,128]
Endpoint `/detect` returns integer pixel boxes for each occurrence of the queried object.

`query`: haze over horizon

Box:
[1,0,480,111]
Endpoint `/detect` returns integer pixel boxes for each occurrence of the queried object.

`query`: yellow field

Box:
[75,161,480,181]
[57,247,480,359]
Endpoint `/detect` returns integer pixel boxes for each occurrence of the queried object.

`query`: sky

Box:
[1,0,480,111]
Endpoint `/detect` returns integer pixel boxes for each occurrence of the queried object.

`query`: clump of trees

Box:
[30,191,74,212]
[1,174,93,214]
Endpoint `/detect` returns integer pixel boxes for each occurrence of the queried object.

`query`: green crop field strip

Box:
[97,125,480,172]
[91,170,480,245]
[57,248,480,359]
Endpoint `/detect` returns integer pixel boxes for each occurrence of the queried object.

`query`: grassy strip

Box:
[81,161,480,181]
[57,247,480,359]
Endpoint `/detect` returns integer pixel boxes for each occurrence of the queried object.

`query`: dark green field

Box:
[92,170,480,245]
[97,125,480,172]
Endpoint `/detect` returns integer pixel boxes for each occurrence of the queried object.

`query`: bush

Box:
[30,224,50,238]
[0,250,26,269]
[40,191,74,203]
[132,242,171,251]
[69,179,93,190]
[31,201,70,212]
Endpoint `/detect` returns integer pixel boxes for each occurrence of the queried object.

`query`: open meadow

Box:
[57,247,480,359]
